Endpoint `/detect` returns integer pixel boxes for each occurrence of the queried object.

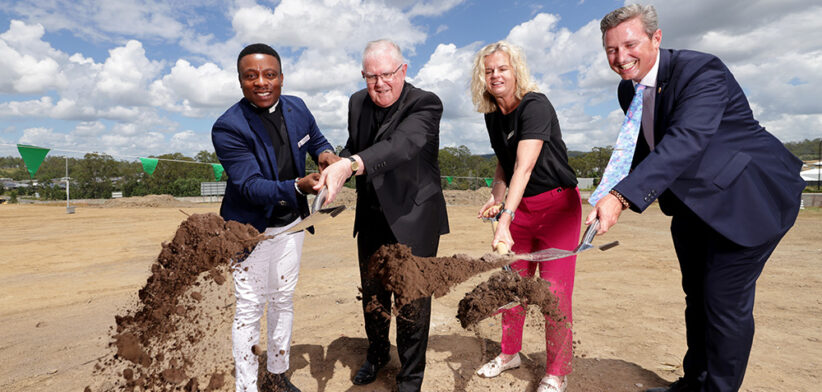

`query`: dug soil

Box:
[87,213,261,391]
[366,243,562,328]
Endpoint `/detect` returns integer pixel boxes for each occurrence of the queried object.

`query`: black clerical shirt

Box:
[256,101,299,226]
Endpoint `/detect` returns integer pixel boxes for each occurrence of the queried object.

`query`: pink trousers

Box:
[501,187,581,376]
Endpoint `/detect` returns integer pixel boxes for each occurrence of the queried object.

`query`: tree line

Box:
[1,139,817,201]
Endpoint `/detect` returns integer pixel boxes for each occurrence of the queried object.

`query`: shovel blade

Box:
[520,247,576,262]
[284,205,346,234]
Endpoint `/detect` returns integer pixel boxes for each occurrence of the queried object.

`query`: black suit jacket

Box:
[341,82,449,256]
[613,49,805,247]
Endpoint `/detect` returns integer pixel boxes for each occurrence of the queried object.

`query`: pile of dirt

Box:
[327,187,493,209]
[87,213,263,391]
[442,187,492,206]
[366,243,510,310]
[456,270,562,328]
[101,194,199,208]
[365,244,564,331]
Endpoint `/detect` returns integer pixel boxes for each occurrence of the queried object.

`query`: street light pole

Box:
[817,139,821,191]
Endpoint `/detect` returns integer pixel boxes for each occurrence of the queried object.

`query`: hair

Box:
[600,4,659,46]
[470,41,539,114]
[237,43,282,73]
[362,39,405,69]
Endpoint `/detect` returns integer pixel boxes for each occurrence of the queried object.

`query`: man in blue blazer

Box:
[212,43,336,392]
[588,5,805,392]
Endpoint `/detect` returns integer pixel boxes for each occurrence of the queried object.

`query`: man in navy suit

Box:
[588,5,805,392]
[212,43,337,392]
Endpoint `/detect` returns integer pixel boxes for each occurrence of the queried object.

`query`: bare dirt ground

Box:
[1,189,820,391]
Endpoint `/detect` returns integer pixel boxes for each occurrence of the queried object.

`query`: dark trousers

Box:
[357,209,435,392]
[671,209,785,392]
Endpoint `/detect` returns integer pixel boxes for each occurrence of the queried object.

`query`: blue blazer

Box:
[212,95,333,233]
[613,49,805,247]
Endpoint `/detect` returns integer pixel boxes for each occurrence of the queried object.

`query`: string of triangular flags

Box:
[14,144,225,181]
[10,143,493,186]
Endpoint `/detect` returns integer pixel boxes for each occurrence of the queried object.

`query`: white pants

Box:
[232,219,305,392]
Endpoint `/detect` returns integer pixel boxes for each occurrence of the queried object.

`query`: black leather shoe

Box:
[646,377,699,392]
[352,358,388,385]
[262,372,301,392]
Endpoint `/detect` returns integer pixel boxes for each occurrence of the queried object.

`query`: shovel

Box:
[485,218,618,311]
[508,219,619,263]
[282,186,346,234]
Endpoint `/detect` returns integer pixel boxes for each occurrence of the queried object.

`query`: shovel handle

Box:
[311,186,328,212]
[490,220,509,254]
[581,218,600,245]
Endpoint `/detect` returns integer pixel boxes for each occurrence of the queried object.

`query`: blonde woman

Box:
[471,41,581,392]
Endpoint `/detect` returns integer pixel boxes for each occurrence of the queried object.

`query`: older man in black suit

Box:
[316,39,449,392]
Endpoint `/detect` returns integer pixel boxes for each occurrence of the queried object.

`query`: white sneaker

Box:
[536,375,567,392]
[476,353,521,378]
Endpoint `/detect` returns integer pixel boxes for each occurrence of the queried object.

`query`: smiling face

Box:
[604,17,661,83]
[238,53,283,109]
[362,52,406,108]
[483,50,517,101]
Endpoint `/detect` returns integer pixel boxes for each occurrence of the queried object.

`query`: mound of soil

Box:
[366,243,510,309]
[101,194,199,208]
[87,213,263,391]
[456,270,562,328]
[442,187,492,206]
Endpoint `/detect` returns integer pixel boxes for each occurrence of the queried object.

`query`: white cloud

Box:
[150,59,238,116]
[0,20,68,93]
[406,0,465,17]
[4,0,192,42]
[169,130,212,153]
[0,96,55,117]
[94,40,164,106]
[231,0,426,54]
[73,121,106,137]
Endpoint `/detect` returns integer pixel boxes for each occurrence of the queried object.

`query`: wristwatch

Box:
[500,208,516,221]
[348,156,359,175]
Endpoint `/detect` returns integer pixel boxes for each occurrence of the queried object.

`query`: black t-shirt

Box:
[485,92,577,197]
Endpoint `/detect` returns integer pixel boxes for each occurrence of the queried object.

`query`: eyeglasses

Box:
[362,64,403,84]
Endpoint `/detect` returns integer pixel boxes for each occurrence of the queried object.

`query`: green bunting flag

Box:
[446,176,453,184]
[212,163,225,181]
[485,178,493,187]
[17,144,50,178]
[139,157,159,176]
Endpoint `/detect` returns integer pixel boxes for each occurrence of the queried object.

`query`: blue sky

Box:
[0,0,819,161]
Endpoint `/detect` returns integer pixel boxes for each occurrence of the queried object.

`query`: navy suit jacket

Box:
[612,49,805,247]
[341,83,449,256]
[212,95,332,233]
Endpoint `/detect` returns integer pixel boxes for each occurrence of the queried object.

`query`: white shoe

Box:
[476,353,521,378]
[536,375,567,392]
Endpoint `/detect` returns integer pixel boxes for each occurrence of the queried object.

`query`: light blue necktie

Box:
[588,84,645,206]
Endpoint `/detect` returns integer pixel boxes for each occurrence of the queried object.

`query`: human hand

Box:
[297,173,321,195]
[314,159,352,205]
[586,193,623,234]
[318,151,341,172]
[478,195,502,219]
[491,214,514,253]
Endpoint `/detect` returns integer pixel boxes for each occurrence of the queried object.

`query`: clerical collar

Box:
[249,99,280,113]
[635,50,660,89]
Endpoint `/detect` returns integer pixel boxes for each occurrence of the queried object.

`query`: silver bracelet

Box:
[294,178,305,196]
[500,208,515,221]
